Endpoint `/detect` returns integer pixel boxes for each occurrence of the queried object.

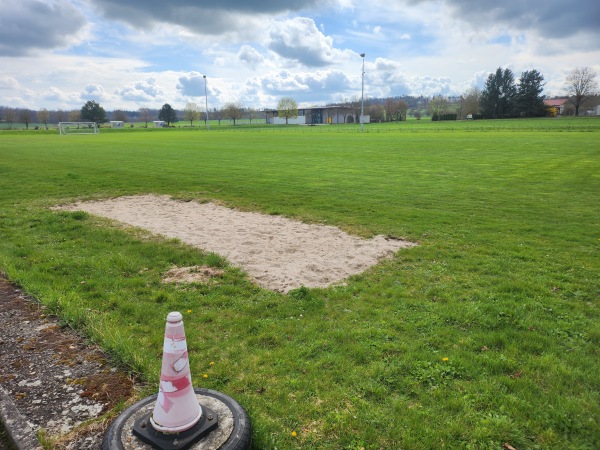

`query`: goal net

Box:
[58,122,99,135]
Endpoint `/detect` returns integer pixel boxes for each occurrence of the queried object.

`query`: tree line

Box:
[362,66,598,122]
[1,67,597,128]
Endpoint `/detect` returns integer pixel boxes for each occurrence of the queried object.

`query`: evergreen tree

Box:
[80,100,106,124]
[516,70,546,117]
[158,103,178,126]
[480,68,517,119]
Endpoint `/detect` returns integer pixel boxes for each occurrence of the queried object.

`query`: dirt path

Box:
[0,277,137,449]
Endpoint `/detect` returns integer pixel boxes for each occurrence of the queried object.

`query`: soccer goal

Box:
[58,122,99,135]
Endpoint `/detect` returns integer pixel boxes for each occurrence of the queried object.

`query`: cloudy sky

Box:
[1,0,599,111]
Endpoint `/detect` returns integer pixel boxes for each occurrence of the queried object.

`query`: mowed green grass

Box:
[0,122,599,449]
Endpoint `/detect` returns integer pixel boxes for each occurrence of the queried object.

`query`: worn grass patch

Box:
[162,265,226,285]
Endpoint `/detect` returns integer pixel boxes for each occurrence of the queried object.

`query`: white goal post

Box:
[58,122,99,135]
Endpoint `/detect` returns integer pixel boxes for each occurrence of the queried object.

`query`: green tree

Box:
[158,103,178,126]
[480,68,517,119]
[516,70,546,117]
[277,97,298,124]
[428,95,450,121]
[80,100,106,124]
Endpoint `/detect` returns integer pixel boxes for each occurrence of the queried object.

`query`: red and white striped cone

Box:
[150,311,202,433]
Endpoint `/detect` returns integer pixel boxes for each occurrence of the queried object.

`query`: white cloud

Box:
[81,84,109,101]
[116,78,166,102]
[266,17,354,67]
[43,87,80,105]
[0,0,598,111]
[238,45,265,70]
[409,76,453,96]
[176,72,207,97]
[0,76,20,90]
[367,58,410,96]
[244,69,353,106]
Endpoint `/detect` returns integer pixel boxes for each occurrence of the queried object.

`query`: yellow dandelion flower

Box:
[291,431,297,437]
[210,361,215,365]
[187,309,192,313]
[203,374,208,378]
[442,357,449,361]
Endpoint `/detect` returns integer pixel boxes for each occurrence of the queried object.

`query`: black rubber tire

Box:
[102,388,251,450]
[200,389,251,450]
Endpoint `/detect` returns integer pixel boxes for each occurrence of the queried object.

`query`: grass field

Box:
[0,119,599,449]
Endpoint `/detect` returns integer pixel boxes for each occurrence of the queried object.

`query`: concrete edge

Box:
[0,384,43,450]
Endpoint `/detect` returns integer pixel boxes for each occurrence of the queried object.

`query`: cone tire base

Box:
[102,388,251,450]
[132,405,218,450]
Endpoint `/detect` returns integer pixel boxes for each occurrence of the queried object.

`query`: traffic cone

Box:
[150,311,202,433]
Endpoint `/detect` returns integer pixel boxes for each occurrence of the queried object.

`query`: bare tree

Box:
[565,67,598,116]
[113,109,128,122]
[397,101,409,121]
[68,110,81,122]
[383,98,408,121]
[4,108,16,128]
[383,98,397,122]
[37,108,50,129]
[213,107,224,126]
[55,109,67,123]
[460,87,481,119]
[429,95,450,121]
[223,101,243,125]
[349,95,361,123]
[138,107,152,127]
[19,109,33,129]
[367,104,384,122]
[183,102,200,126]
[246,107,257,124]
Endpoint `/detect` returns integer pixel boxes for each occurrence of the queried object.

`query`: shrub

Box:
[431,113,458,121]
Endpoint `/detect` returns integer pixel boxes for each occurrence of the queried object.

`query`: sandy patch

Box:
[55,195,416,292]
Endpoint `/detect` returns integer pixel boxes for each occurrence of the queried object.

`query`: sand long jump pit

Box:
[55,195,417,293]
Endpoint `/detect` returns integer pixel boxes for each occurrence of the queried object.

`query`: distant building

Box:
[544,98,569,115]
[265,106,370,125]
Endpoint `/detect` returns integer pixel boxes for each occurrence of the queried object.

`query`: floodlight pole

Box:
[203,75,209,130]
[360,53,365,132]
